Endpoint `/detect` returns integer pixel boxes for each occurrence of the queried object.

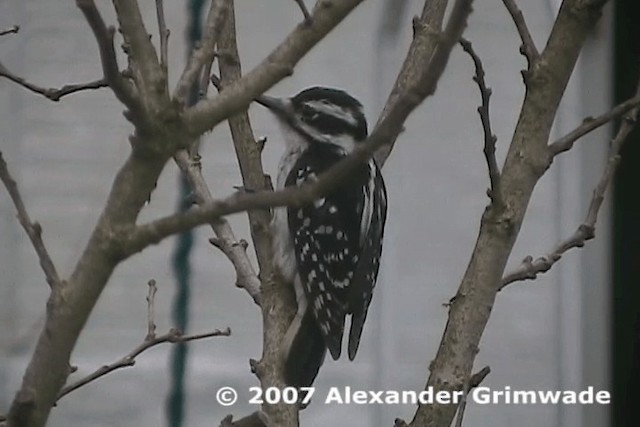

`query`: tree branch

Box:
[112,0,166,107]
[57,277,230,400]
[155,0,170,74]
[293,0,312,23]
[397,366,490,427]
[373,0,449,166]
[501,78,640,288]
[75,0,140,111]
[174,0,231,103]
[0,25,19,36]
[410,1,612,426]
[0,151,60,289]
[549,94,640,157]
[218,3,296,424]
[452,366,491,427]
[501,0,539,70]
[58,327,231,400]
[183,0,366,136]
[145,279,158,340]
[0,62,107,101]
[459,38,502,207]
[173,150,262,305]
[217,2,275,288]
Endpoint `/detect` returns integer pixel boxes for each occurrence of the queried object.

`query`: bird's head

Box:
[257,86,368,153]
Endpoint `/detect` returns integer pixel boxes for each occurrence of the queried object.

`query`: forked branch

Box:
[501,79,640,288]
[0,152,60,289]
[173,151,262,305]
[0,63,107,101]
[76,0,139,110]
[549,95,640,156]
[501,0,539,69]
[174,0,231,103]
[57,279,230,400]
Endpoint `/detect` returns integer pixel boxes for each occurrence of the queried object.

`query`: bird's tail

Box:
[284,308,327,388]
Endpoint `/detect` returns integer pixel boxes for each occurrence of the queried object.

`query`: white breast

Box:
[271,121,308,282]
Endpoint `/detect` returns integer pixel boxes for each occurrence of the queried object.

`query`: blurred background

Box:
[1,1,637,426]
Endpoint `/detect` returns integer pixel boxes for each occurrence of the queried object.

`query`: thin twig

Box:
[0,25,20,36]
[0,62,107,101]
[501,0,539,69]
[57,326,230,400]
[146,279,158,340]
[0,152,60,289]
[75,0,140,110]
[155,0,170,73]
[217,1,276,282]
[173,151,262,305]
[293,0,312,23]
[373,0,449,167]
[501,82,640,289]
[111,0,164,101]
[460,38,502,206]
[469,365,491,387]
[549,95,640,156]
[174,0,230,103]
[453,366,491,427]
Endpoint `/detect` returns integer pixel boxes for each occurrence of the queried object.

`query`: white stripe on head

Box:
[305,100,359,128]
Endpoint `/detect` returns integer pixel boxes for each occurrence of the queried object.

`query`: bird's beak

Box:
[256,94,289,116]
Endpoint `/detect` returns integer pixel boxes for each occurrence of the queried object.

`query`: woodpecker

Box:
[258,87,387,388]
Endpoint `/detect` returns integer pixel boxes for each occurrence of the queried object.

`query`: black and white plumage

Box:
[258,87,387,388]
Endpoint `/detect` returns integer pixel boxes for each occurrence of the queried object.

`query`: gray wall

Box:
[0,1,612,426]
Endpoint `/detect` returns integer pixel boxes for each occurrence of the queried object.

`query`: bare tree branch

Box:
[155,0,170,74]
[411,1,613,426]
[217,2,275,286]
[0,152,60,289]
[396,366,491,427]
[549,94,640,156]
[145,279,158,340]
[217,3,295,424]
[501,0,539,70]
[452,366,491,427]
[460,38,502,207]
[183,0,367,136]
[0,25,19,36]
[0,63,107,101]
[174,0,230,103]
[173,150,262,305]
[293,0,312,23]
[501,79,640,288]
[374,0,449,166]
[75,0,140,110]
[57,327,231,400]
[112,0,166,106]
[56,277,230,400]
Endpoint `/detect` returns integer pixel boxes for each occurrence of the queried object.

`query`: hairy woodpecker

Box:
[258,87,387,388]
